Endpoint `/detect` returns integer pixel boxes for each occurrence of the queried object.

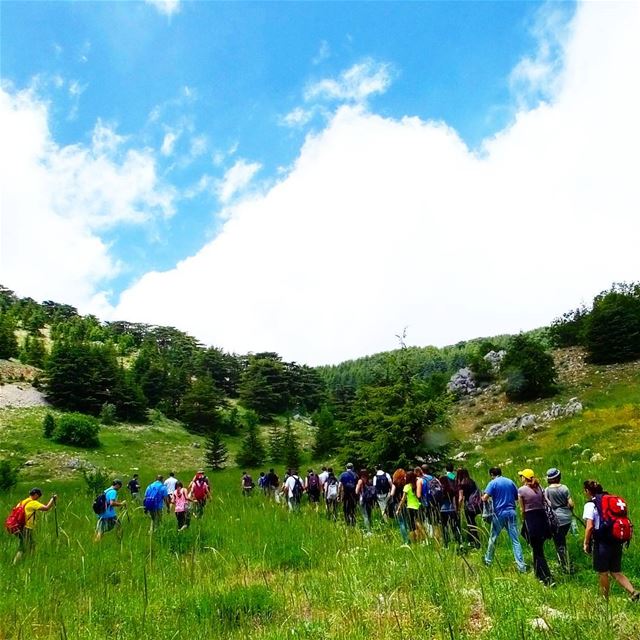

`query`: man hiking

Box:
[144,475,168,532]
[95,479,126,542]
[241,471,254,496]
[283,469,304,511]
[339,463,359,526]
[10,488,57,564]
[482,467,526,572]
[127,474,140,503]
[373,465,392,521]
[164,472,178,512]
[265,468,279,498]
[306,468,321,508]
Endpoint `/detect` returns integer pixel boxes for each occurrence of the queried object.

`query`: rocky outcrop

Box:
[483,350,506,372]
[447,368,476,396]
[539,397,583,421]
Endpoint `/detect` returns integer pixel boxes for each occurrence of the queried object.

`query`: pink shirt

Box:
[173,489,188,513]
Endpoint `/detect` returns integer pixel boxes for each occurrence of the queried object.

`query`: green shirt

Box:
[403,484,420,510]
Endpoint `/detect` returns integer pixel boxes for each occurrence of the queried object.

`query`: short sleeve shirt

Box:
[545,484,573,525]
[484,476,518,516]
[583,500,600,529]
[101,487,117,519]
[518,485,545,512]
[403,484,420,510]
[23,499,45,530]
[285,475,302,499]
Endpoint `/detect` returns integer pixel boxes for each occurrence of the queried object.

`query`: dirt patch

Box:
[0,383,49,408]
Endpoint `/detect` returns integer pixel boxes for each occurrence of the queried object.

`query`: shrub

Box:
[585,283,640,364]
[81,467,111,495]
[500,334,557,401]
[42,413,56,438]
[0,459,19,491]
[549,306,589,347]
[54,412,100,448]
[99,403,117,425]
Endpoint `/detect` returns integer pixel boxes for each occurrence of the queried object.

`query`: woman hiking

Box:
[395,470,420,543]
[390,469,410,545]
[356,469,375,533]
[544,467,574,572]
[583,479,639,601]
[518,469,553,586]
[438,470,462,547]
[171,481,193,531]
[12,488,57,564]
[456,467,481,548]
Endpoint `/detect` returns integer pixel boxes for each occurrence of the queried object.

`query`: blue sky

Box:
[2,1,638,364]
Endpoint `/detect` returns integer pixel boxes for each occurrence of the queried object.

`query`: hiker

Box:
[324,467,339,521]
[241,471,254,497]
[418,465,439,536]
[258,472,267,494]
[318,466,329,498]
[438,469,462,546]
[582,479,639,601]
[395,470,420,543]
[189,471,211,517]
[544,468,574,572]
[283,469,304,511]
[265,468,279,498]
[95,479,125,542]
[356,469,376,533]
[373,465,392,521]
[127,474,140,503]
[172,481,193,531]
[482,467,526,572]
[306,469,321,507]
[144,475,168,531]
[339,463,359,526]
[164,472,178,512]
[518,469,554,585]
[10,488,57,564]
[456,468,482,548]
[390,468,410,544]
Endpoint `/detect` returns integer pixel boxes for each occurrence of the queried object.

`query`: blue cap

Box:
[546,468,561,480]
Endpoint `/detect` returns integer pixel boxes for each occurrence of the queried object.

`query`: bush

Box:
[42,413,56,438]
[81,467,111,495]
[500,334,557,401]
[585,283,640,364]
[0,459,19,491]
[549,306,589,347]
[54,412,100,448]
[99,403,117,425]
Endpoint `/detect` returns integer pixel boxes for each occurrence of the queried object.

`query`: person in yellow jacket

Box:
[13,488,57,564]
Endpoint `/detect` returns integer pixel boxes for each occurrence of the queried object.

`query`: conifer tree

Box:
[236,410,266,468]
[205,430,228,471]
[312,405,339,458]
[268,421,284,462]
[282,416,301,470]
[0,313,18,359]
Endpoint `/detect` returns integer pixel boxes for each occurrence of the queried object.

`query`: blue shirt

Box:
[100,487,117,519]
[145,480,168,510]
[484,476,518,516]
[339,470,358,491]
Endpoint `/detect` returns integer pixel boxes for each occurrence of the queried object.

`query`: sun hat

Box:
[546,468,561,480]
[518,468,535,480]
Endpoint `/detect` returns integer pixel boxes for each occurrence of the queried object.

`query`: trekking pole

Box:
[53,499,59,539]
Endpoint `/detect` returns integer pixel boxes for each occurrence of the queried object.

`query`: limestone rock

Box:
[447,368,476,396]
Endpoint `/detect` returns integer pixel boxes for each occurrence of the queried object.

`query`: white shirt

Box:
[583,500,600,529]
[373,471,392,493]
[318,471,329,487]
[164,477,178,495]
[285,475,302,499]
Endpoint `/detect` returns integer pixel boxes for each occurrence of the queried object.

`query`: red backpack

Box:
[595,493,633,544]
[192,480,208,500]
[5,499,30,535]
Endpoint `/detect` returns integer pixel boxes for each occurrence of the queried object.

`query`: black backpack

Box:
[292,477,304,502]
[92,492,107,515]
[375,474,391,495]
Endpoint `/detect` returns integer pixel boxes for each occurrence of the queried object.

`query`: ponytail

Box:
[583,479,604,496]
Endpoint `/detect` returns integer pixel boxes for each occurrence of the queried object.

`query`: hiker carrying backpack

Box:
[291,476,304,503]
[5,501,31,536]
[375,472,391,496]
[307,472,320,494]
[595,492,633,545]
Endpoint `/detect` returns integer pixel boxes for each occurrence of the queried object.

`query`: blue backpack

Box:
[143,483,164,512]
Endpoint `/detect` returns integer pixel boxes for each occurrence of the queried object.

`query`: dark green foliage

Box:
[99,403,117,425]
[268,422,284,463]
[81,467,111,495]
[223,406,240,435]
[500,334,557,401]
[54,413,100,448]
[235,410,266,468]
[312,405,339,458]
[112,369,148,422]
[196,347,242,397]
[585,283,640,364]
[42,413,56,438]
[204,430,228,470]
[0,313,18,359]
[549,306,590,347]
[239,355,290,419]
[342,337,451,469]
[180,376,225,435]
[0,459,19,491]
[281,417,302,470]
[466,346,494,385]
[19,335,46,367]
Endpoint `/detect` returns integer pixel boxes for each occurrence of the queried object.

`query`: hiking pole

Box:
[53,498,59,539]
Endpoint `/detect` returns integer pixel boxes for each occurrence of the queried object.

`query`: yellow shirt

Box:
[21,498,45,530]
[403,484,420,510]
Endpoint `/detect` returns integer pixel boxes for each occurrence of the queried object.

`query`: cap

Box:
[518,468,535,480]
[546,467,561,480]
[346,462,354,469]
[113,478,122,486]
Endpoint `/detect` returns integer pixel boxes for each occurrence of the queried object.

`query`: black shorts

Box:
[592,540,623,573]
[308,490,320,503]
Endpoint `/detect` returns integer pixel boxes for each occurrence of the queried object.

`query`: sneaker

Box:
[631,591,640,602]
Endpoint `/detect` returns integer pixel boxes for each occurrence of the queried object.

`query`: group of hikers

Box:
[6,463,638,600]
[243,463,638,601]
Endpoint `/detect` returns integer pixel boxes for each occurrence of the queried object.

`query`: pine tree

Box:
[204,430,228,471]
[268,421,284,462]
[312,405,339,457]
[236,410,266,468]
[0,313,18,359]
[180,376,225,435]
[281,416,301,470]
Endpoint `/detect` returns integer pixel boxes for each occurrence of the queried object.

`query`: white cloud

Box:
[114,1,640,365]
[312,40,331,65]
[190,135,208,158]
[161,130,179,156]
[305,59,393,104]
[281,106,315,128]
[0,86,176,313]
[216,159,262,204]
[145,0,181,18]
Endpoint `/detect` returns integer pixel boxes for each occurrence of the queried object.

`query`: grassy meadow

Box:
[1,349,640,639]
